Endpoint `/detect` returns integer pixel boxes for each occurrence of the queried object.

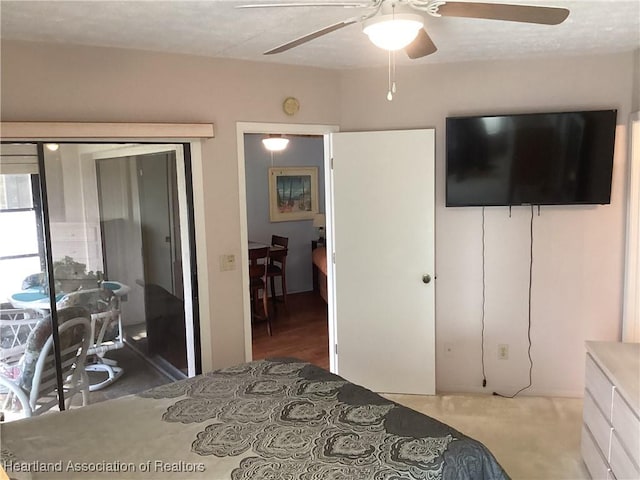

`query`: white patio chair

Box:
[85,307,124,391]
[0,307,43,365]
[0,307,91,418]
[56,288,125,391]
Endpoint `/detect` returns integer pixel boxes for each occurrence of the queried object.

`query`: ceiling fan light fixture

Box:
[363,13,424,51]
[262,134,290,152]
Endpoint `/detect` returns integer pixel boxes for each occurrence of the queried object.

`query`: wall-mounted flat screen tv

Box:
[446,109,617,207]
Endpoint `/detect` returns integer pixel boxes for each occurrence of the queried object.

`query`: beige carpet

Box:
[383,393,589,480]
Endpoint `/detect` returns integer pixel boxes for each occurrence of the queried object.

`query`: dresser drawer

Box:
[610,432,640,480]
[586,354,615,419]
[611,390,639,466]
[584,389,614,459]
[582,425,613,479]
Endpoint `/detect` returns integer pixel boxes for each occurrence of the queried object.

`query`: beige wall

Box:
[0,40,342,371]
[633,48,640,112]
[340,52,634,396]
[1,40,636,396]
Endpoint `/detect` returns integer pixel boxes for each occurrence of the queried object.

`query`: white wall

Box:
[0,40,342,372]
[45,144,103,275]
[1,40,635,396]
[244,133,325,294]
[339,52,634,396]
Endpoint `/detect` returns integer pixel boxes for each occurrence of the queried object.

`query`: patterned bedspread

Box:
[1,359,509,479]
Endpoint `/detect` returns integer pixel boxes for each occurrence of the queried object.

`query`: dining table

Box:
[248,241,286,265]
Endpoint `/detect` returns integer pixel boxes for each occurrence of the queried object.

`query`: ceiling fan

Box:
[237,0,570,59]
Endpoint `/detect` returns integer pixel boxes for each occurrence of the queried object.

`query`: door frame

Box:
[624,111,640,342]
[236,122,339,370]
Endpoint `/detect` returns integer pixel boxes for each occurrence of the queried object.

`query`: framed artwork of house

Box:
[268,167,319,222]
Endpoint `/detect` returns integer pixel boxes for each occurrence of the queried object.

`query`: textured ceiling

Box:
[1,0,639,69]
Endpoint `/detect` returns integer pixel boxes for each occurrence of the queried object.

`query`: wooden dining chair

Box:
[249,246,272,336]
[267,235,289,305]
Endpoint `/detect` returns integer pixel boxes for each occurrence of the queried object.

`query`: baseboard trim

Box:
[437,384,583,398]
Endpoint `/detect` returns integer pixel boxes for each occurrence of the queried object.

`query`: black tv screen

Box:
[446,109,617,207]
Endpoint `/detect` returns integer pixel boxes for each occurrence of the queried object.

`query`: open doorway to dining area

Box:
[0,142,200,421]
[242,132,329,369]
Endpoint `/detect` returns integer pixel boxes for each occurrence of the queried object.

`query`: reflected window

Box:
[0,174,44,303]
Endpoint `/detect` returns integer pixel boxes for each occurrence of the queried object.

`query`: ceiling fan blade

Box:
[436,2,569,25]
[405,28,437,59]
[265,19,357,54]
[236,2,369,8]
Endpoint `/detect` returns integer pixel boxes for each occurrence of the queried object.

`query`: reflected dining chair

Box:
[267,235,289,305]
[249,246,272,336]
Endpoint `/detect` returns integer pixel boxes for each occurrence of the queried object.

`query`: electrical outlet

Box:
[498,344,509,360]
[219,254,236,271]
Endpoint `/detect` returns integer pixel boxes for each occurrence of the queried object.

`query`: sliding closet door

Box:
[45,143,200,378]
[0,142,200,421]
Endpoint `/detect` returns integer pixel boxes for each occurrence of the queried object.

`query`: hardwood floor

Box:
[252,291,329,369]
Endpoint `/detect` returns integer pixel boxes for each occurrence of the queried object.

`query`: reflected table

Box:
[101,281,131,297]
[9,290,64,310]
[9,281,130,310]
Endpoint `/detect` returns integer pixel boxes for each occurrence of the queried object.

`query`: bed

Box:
[312,246,328,303]
[0,358,508,479]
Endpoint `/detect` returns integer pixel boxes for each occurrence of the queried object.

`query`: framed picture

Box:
[268,167,319,222]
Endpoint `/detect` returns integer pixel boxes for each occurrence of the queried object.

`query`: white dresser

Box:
[582,342,640,479]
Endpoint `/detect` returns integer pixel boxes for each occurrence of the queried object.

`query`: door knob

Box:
[422,274,432,284]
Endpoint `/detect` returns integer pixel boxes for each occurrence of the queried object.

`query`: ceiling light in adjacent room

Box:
[45,143,59,151]
[363,13,424,51]
[262,134,289,152]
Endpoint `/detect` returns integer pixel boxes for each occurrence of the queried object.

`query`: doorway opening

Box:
[237,123,339,372]
[244,133,328,368]
[239,125,437,395]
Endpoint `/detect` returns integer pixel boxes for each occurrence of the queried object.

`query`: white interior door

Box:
[330,129,435,395]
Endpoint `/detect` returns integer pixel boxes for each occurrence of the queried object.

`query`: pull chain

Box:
[392,49,397,94]
[386,3,398,101]
[386,50,397,101]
